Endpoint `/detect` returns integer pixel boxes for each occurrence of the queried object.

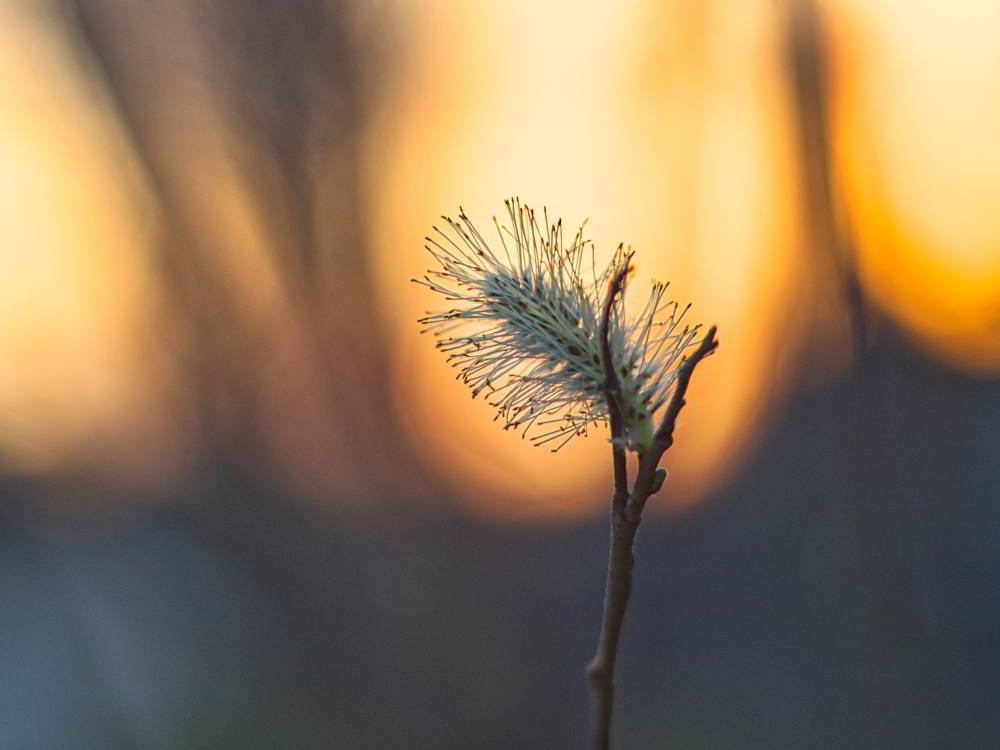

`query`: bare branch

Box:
[599,259,633,512]
[586,511,639,750]
[589,264,720,750]
[628,325,719,521]
[587,258,638,750]
[654,324,719,449]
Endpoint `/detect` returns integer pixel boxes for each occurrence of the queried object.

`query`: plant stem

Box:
[587,325,718,749]
[587,510,639,750]
[588,263,635,750]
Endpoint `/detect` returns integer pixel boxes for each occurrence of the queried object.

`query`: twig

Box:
[629,326,719,522]
[588,262,634,749]
[587,324,718,750]
[600,259,633,511]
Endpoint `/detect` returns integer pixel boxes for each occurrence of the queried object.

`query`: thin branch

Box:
[589,313,719,750]
[587,510,640,750]
[600,259,633,512]
[587,259,635,750]
[653,324,719,450]
[629,325,718,522]
[587,324,717,748]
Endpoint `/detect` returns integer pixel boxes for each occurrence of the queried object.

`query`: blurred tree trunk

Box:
[59,0,433,507]
[786,3,947,747]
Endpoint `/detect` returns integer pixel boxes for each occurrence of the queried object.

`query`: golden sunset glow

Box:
[831,0,1000,371]
[368,0,801,516]
[0,3,175,480]
[0,0,997,517]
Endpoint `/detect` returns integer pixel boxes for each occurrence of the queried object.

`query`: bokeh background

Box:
[2,0,999,747]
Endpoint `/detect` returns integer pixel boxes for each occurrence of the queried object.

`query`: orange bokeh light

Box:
[831,0,1000,371]
[0,2,178,481]
[0,0,997,516]
[368,0,802,518]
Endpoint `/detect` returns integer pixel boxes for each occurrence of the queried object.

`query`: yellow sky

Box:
[0,0,997,516]
[367,0,802,516]
[0,1,178,481]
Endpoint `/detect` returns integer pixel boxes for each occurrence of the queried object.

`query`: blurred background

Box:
[1,0,999,747]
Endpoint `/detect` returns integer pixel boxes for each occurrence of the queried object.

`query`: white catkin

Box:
[415,199,701,452]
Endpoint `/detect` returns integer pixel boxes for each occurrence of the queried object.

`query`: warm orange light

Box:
[367,0,802,518]
[831,0,1000,372]
[3,0,995,516]
[0,3,178,480]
